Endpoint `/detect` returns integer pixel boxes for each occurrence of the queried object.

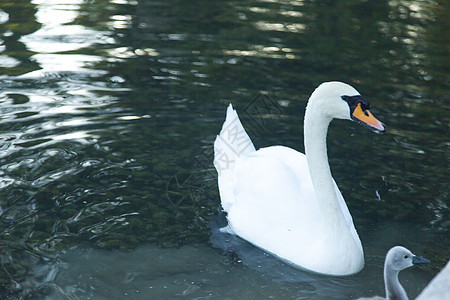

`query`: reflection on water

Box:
[0,0,448,298]
[32,221,431,299]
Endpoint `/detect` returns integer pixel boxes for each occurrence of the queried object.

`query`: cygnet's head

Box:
[385,246,430,272]
[309,81,385,133]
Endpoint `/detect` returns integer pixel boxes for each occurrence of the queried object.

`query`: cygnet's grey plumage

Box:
[416,259,450,300]
[358,246,429,300]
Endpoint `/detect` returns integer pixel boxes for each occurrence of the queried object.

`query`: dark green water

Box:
[0,0,448,299]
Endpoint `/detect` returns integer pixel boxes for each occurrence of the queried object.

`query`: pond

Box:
[0,0,448,299]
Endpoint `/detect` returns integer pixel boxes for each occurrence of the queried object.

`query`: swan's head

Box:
[385,246,429,272]
[310,81,386,133]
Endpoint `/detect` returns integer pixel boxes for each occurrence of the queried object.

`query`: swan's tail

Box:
[214,104,255,175]
[214,104,255,211]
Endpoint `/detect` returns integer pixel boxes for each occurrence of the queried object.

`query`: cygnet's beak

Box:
[351,103,386,133]
[412,255,430,265]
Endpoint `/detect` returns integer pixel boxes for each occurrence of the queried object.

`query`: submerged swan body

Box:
[214,82,385,276]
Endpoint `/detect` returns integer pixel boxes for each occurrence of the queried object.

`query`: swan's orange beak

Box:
[351,103,385,133]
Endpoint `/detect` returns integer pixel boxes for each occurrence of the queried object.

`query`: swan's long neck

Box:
[304,99,347,229]
[384,268,408,300]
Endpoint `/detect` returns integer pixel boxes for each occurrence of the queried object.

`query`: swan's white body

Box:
[214,82,385,276]
[416,259,450,300]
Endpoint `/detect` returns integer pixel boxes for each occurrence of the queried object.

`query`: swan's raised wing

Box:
[214,104,256,212]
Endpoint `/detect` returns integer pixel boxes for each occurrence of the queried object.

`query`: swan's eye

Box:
[404,255,409,259]
[341,95,371,111]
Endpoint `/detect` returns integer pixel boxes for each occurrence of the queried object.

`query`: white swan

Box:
[213,82,385,276]
[358,246,430,300]
[416,259,450,300]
